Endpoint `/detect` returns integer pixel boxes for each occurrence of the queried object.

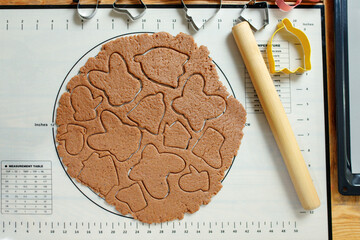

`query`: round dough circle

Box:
[55,32,246,223]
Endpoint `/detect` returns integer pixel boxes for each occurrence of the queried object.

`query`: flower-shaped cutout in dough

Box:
[172,74,226,132]
[87,111,141,162]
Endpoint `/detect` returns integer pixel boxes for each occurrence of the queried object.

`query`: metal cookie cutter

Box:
[181,0,222,31]
[113,0,147,21]
[238,0,269,32]
[74,0,100,20]
[267,18,311,74]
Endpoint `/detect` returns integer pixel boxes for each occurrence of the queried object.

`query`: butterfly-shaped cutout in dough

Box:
[87,111,141,162]
[88,53,141,106]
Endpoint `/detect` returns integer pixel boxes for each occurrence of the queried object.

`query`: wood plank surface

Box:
[0,0,323,5]
[324,0,360,239]
[2,0,359,239]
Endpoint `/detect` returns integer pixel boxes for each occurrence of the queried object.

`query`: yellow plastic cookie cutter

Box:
[267,18,311,74]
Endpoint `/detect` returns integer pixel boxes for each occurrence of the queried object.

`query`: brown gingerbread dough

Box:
[56,32,246,223]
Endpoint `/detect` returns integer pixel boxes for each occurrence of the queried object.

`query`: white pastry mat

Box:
[0,6,329,239]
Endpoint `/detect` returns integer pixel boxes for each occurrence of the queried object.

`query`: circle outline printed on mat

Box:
[52,32,237,218]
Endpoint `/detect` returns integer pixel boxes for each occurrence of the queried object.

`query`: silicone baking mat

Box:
[0,5,330,239]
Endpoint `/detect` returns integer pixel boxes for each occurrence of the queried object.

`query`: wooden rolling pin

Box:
[232,21,320,210]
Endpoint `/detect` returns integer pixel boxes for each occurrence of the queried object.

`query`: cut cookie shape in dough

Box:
[179,165,210,192]
[172,74,226,132]
[58,124,86,155]
[116,183,147,212]
[89,53,141,106]
[135,48,188,88]
[163,121,191,149]
[128,93,165,134]
[129,144,185,199]
[87,111,141,161]
[71,86,102,121]
[56,32,247,223]
[78,153,119,196]
[192,127,225,169]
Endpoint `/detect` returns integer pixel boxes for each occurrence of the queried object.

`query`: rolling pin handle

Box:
[232,21,320,210]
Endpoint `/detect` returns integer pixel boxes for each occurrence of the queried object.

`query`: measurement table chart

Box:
[245,41,292,113]
[1,161,52,215]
